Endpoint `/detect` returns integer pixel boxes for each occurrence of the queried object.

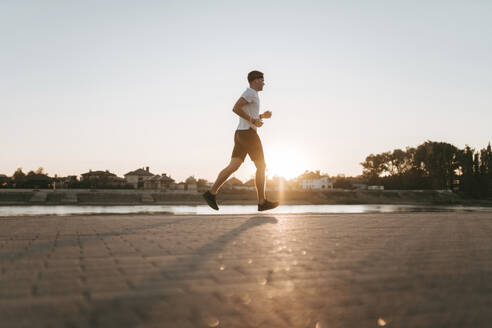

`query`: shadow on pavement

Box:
[0,217,195,262]
[81,215,279,327]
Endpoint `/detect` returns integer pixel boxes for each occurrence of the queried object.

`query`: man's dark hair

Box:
[248,70,264,83]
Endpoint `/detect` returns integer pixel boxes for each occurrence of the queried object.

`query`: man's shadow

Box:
[0,217,195,262]
[4,215,279,328]
[189,215,278,263]
[83,215,279,327]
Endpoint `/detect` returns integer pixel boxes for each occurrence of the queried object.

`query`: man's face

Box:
[252,77,265,91]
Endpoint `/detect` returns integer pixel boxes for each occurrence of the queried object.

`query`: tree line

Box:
[1,140,491,197]
[360,141,492,197]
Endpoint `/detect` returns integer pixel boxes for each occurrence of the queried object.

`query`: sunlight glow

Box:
[265,146,310,180]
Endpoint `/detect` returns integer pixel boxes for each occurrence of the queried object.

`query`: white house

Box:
[300,176,333,190]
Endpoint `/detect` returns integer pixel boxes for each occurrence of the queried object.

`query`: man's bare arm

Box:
[232,97,263,127]
[260,110,272,119]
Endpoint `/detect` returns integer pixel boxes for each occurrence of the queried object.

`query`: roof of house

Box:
[225,177,243,186]
[299,172,330,181]
[244,179,255,186]
[160,175,174,183]
[301,176,328,181]
[145,175,174,182]
[124,168,154,177]
[54,176,78,180]
[81,170,117,177]
[298,171,321,180]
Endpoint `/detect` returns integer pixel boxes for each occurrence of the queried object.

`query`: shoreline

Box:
[1,189,491,207]
[2,203,492,219]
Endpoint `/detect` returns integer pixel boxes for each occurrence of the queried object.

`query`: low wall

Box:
[0,189,488,206]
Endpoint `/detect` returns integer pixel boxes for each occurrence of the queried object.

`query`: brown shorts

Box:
[231,128,265,163]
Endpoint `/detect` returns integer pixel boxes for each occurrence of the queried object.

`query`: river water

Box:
[1,204,491,216]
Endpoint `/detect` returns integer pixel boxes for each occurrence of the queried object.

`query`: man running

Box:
[203,70,279,212]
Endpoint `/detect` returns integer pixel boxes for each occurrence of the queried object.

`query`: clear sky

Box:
[1,1,491,182]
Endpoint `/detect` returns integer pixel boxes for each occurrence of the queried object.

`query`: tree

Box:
[24,169,52,189]
[414,141,458,189]
[13,168,26,188]
[456,146,475,195]
[0,175,12,188]
[389,148,415,175]
[197,179,209,188]
[361,153,387,184]
[333,175,355,189]
[185,176,197,184]
[35,167,46,175]
[486,143,492,195]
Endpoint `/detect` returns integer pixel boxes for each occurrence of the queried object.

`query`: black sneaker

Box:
[203,191,219,210]
[258,200,279,211]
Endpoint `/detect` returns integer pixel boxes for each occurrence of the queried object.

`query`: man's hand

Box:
[251,117,264,127]
[261,110,272,119]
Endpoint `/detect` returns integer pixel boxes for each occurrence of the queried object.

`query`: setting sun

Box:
[265,146,309,180]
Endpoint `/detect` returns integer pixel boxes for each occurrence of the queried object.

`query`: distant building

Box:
[52,175,78,189]
[80,170,126,188]
[185,176,197,192]
[300,176,333,190]
[267,176,289,191]
[81,170,115,181]
[352,183,368,190]
[143,174,175,190]
[124,167,154,189]
[243,179,256,191]
[143,176,160,190]
[197,180,213,192]
[223,177,246,190]
[225,178,256,191]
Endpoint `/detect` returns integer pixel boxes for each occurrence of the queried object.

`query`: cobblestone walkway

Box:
[1,212,492,327]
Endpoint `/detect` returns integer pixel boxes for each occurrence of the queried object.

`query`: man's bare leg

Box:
[210,157,243,195]
[254,160,266,204]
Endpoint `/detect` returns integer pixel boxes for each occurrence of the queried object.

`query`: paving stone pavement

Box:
[1,211,492,328]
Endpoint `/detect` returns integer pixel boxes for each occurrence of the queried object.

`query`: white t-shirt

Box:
[237,87,260,131]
